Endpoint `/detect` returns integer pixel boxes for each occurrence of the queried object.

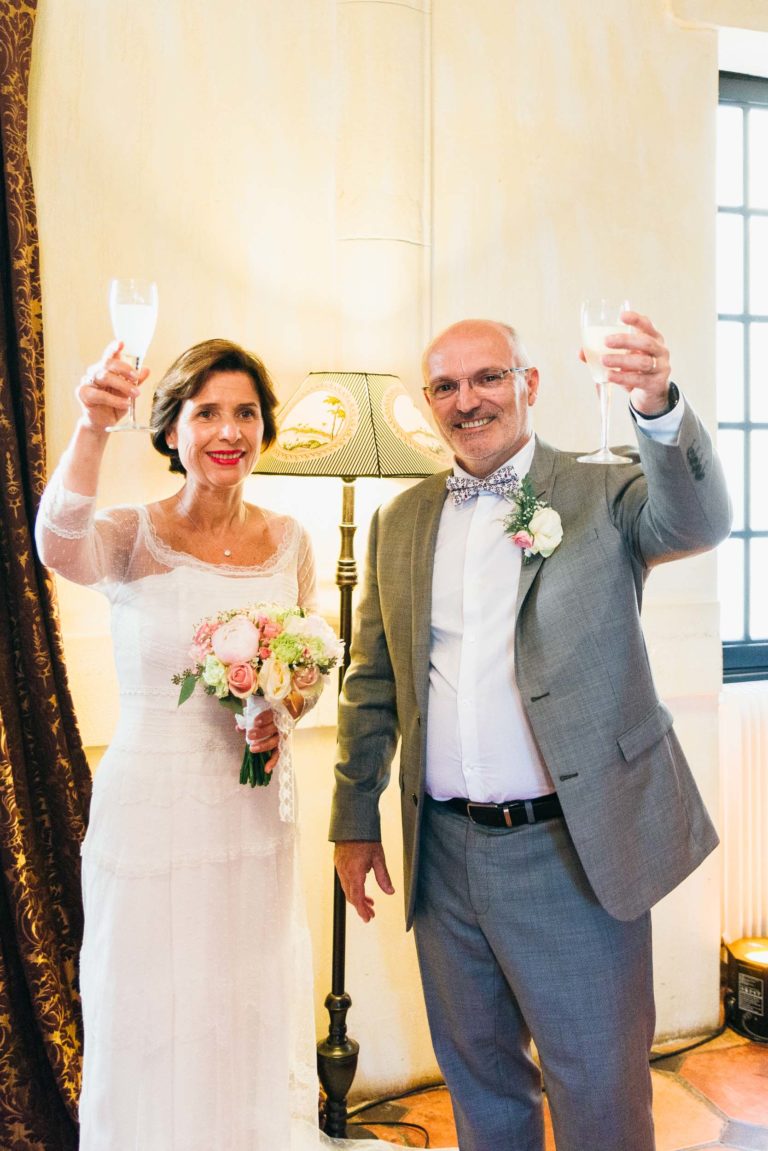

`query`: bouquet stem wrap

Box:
[234,695,297,822]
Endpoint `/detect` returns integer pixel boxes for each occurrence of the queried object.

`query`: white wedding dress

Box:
[36,472,407,1151]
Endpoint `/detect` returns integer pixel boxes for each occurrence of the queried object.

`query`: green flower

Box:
[202,654,229,698]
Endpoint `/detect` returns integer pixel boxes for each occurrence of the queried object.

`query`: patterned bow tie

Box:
[445,465,520,506]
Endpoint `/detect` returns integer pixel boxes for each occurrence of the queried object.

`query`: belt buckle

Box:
[465,801,497,825]
[466,801,521,828]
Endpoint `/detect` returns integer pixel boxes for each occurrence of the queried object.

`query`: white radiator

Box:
[720,684,768,943]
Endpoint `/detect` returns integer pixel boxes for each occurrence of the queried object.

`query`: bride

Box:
[36,339,422,1150]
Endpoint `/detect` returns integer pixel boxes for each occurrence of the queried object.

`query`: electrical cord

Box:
[346,1080,446,1119]
[649,1023,729,1063]
[348,1118,430,1147]
[344,1082,446,1148]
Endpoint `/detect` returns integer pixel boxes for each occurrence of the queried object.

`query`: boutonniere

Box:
[503,475,563,563]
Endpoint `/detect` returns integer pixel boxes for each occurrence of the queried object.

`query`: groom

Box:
[329,312,731,1151]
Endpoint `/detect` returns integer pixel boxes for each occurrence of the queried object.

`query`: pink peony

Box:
[512,530,534,550]
[292,665,320,690]
[227,662,257,698]
[211,616,261,664]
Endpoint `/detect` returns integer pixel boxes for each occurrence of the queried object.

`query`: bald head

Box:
[422,319,531,381]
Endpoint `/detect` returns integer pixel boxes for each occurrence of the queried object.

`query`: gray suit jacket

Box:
[330,404,732,927]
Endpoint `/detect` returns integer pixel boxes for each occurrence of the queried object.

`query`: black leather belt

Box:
[440,793,563,829]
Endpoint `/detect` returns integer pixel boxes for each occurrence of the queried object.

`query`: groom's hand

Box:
[334,841,395,923]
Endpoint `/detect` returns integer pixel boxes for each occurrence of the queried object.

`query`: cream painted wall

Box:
[28,0,745,1095]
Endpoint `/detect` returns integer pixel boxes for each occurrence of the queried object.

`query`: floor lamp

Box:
[254,370,449,1136]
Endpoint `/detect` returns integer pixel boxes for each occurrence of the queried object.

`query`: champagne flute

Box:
[578,297,632,465]
[106,277,158,432]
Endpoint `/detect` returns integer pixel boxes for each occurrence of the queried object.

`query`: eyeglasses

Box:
[422,366,530,402]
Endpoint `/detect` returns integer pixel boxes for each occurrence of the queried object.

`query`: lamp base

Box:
[724,938,768,1042]
[317,992,360,1137]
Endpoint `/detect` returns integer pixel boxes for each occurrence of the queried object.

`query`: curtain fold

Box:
[0,4,92,1148]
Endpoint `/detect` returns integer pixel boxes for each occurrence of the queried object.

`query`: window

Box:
[718,72,768,682]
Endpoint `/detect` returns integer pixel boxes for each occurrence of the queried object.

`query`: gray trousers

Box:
[412,796,656,1151]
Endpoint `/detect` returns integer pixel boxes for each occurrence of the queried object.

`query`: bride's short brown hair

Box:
[150,339,279,474]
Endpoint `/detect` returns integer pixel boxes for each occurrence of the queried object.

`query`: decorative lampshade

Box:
[254,370,450,479]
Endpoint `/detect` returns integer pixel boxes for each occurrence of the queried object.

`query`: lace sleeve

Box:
[296,524,317,612]
[35,465,138,589]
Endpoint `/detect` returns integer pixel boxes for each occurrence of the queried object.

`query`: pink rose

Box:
[227,662,257,698]
[292,665,320,690]
[261,621,281,640]
[211,616,261,664]
[512,530,534,550]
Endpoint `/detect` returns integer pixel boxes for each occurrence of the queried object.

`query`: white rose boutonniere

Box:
[503,476,563,562]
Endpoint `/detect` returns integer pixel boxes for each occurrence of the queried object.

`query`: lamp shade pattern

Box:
[254,371,450,478]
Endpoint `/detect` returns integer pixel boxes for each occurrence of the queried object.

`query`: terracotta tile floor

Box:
[348,1027,768,1149]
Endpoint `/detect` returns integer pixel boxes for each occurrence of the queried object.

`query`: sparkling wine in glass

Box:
[577,297,632,465]
[106,277,158,432]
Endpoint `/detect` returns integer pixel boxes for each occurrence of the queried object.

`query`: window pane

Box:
[718,213,744,314]
[719,536,745,641]
[749,107,768,209]
[717,321,744,422]
[718,428,745,530]
[750,323,768,421]
[750,217,768,315]
[750,538,768,639]
[750,429,768,530]
[718,104,744,207]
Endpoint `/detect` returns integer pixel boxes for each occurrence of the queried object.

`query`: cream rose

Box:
[528,506,563,558]
[258,655,292,701]
[211,616,261,664]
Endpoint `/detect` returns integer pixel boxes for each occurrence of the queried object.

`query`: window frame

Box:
[718,71,768,683]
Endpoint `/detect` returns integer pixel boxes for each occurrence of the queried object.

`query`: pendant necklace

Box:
[176,501,249,558]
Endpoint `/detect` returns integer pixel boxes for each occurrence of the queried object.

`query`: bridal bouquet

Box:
[173,603,343,787]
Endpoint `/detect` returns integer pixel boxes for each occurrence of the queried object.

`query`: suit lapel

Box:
[516,439,559,618]
[411,473,449,716]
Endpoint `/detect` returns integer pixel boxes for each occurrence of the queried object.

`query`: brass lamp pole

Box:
[316,477,359,1136]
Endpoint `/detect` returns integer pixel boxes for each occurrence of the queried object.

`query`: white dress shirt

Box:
[424,398,685,803]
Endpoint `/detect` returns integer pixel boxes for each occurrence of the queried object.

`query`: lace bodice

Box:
[35,465,316,604]
[36,465,319,825]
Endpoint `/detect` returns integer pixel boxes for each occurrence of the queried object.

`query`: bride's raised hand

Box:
[77,341,148,433]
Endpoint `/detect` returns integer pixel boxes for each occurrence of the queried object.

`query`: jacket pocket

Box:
[617,701,675,763]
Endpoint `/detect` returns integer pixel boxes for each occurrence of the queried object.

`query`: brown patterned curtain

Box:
[0,3,92,1149]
